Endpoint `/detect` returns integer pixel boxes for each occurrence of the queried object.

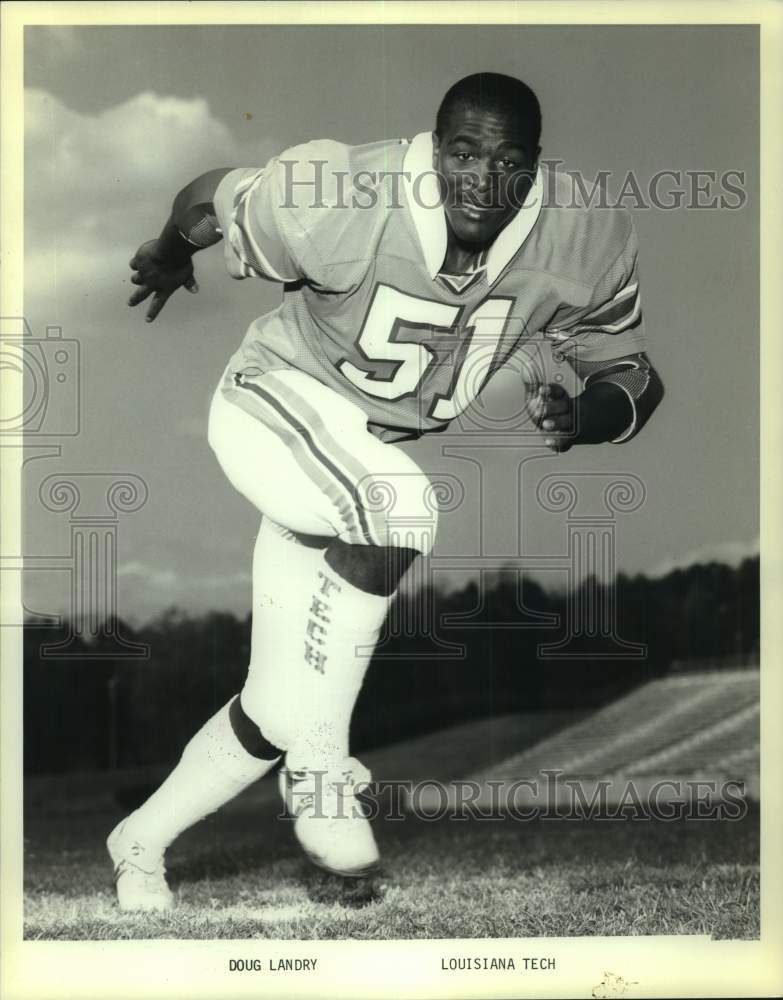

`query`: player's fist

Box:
[526,382,576,453]
[128,239,198,323]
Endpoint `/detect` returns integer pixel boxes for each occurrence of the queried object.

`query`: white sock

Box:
[240,519,333,749]
[241,520,390,769]
[285,563,390,769]
[123,698,278,853]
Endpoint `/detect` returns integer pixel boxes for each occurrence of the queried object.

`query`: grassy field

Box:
[24,714,759,941]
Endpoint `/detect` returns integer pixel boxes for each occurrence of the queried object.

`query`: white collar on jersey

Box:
[402,130,544,286]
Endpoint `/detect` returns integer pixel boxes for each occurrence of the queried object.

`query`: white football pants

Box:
[207,367,439,554]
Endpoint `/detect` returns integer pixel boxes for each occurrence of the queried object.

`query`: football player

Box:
[108,73,663,910]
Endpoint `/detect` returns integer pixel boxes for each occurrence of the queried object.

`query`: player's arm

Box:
[528,352,664,452]
[128,168,235,323]
[130,141,350,321]
[530,212,663,452]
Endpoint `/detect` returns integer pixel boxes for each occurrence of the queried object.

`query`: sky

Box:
[19,23,759,624]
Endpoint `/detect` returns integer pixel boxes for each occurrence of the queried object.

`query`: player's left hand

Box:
[128,239,198,323]
[527,383,576,453]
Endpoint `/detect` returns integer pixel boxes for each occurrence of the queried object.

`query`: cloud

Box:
[647,537,759,578]
[117,560,250,591]
[112,560,252,622]
[24,89,277,297]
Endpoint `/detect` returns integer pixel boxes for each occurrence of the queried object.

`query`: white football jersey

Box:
[213,132,646,442]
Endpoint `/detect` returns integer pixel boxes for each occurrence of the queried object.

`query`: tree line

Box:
[23,556,759,774]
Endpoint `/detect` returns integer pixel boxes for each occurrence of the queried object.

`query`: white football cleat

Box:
[107,818,174,912]
[278,757,380,877]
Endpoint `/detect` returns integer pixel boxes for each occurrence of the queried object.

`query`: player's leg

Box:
[109,367,439,901]
[244,524,397,876]
[107,694,281,911]
[108,508,335,909]
[223,370,438,875]
[235,368,437,762]
[108,513,338,909]
[107,373,337,910]
[275,536,425,877]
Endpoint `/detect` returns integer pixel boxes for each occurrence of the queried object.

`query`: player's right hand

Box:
[128,239,199,323]
[526,382,576,453]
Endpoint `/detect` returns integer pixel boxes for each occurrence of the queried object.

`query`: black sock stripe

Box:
[229,695,283,761]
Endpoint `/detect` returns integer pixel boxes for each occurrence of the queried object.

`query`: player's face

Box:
[432,107,539,249]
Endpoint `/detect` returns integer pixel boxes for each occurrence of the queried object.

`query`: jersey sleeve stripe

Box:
[231,205,290,283]
[227,170,298,282]
[234,170,264,197]
[547,290,641,340]
[561,288,638,333]
[579,284,639,327]
[578,295,642,335]
[582,280,638,317]
[230,218,289,281]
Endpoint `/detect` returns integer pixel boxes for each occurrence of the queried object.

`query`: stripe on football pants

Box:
[262,372,389,547]
[230,375,377,546]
